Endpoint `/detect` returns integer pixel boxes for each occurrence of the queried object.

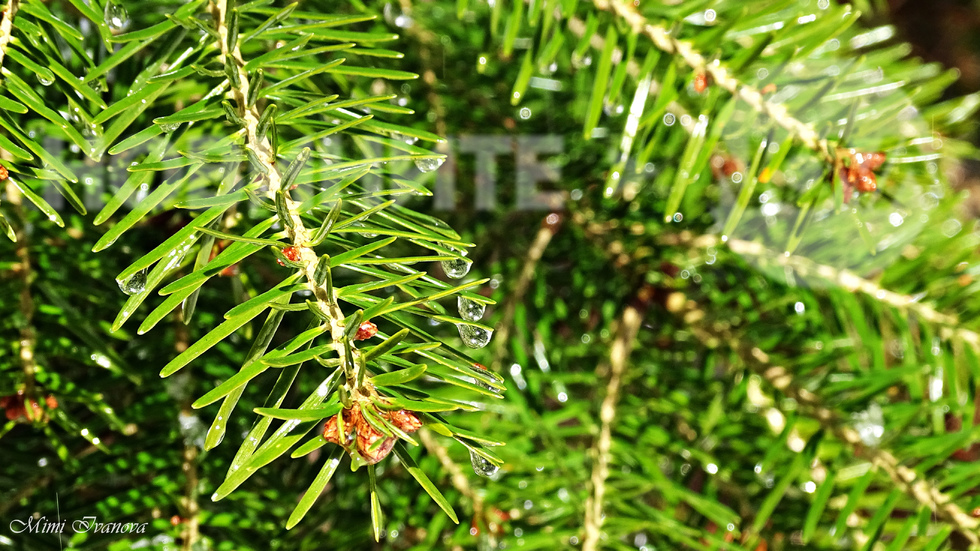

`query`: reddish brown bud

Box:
[387,409,422,433]
[0,165,8,180]
[355,413,395,465]
[854,170,877,193]
[848,149,886,172]
[322,415,340,443]
[324,403,421,465]
[277,245,302,266]
[694,72,709,93]
[45,395,58,409]
[322,408,356,446]
[355,321,378,341]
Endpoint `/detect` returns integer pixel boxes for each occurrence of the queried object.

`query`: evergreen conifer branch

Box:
[582,302,643,551]
[686,234,979,346]
[490,217,557,372]
[174,320,203,550]
[0,0,18,70]
[572,197,980,545]
[687,318,980,545]
[6,180,37,398]
[584,214,978,346]
[592,0,831,162]
[213,0,355,381]
[3,1,979,547]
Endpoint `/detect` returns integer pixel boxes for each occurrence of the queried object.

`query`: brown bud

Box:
[355,321,378,341]
[853,169,877,193]
[694,72,709,93]
[355,413,395,465]
[387,410,422,433]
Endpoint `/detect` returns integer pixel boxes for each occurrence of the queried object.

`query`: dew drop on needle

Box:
[442,257,471,279]
[117,269,148,295]
[104,1,131,31]
[457,323,492,349]
[457,296,485,321]
[470,450,499,478]
[414,157,445,173]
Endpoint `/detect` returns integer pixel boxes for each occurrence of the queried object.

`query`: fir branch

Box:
[593,0,832,162]
[180,443,201,550]
[6,174,37,399]
[212,0,355,381]
[582,302,643,551]
[577,211,977,344]
[573,209,973,544]
[0,0,19,71]
[174,321,201,551]
[688,319,980,545]
[491,216,558,372]
[669,233,980,347]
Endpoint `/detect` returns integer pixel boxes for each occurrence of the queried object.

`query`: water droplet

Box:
[470,450,498,477]
[852,403,884,446]
[457,323,492,348]
[117,269,148,295]
[457,296,485,321]
[38,75,53,86]
[414,157,445,173]
[81,123,99,139]
[104,1,130,31]
[441,257,471,279]
[351,221,378,238]
[160,122,180,133]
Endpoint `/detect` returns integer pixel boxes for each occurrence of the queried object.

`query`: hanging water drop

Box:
[160,122,180,133]
[414,157,445,173]
[470,450,499,478]
[471,363,495,391]
[442,257,471,279]
[104,1,130,32]
[37,75,53,86]
[117,269,148,295]
[457,296,485,321]
[457,323,492,349]
[352,221,378,238]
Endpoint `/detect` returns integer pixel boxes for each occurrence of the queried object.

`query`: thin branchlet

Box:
[592,0,833,162]
[212,0,361,386]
